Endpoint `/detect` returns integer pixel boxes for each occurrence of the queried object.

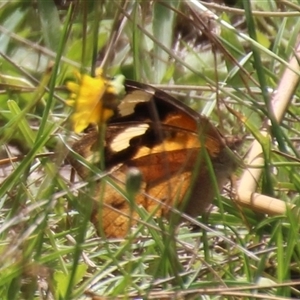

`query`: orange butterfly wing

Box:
[70,80,237,238]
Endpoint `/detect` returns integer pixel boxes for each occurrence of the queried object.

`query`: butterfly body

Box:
[69,80,238,238]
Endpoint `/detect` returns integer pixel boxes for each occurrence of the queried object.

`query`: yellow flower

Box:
[66,68,125,133]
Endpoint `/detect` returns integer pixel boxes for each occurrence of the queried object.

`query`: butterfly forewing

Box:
[70,80,237,238]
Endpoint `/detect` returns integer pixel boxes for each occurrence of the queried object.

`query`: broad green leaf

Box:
[153,1,178,83]
[37,0,61,51]
[54,264,87,299]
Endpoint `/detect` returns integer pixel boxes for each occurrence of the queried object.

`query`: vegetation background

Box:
[1,0,300,299]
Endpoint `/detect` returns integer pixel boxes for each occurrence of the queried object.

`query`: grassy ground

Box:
[1,0,300,299]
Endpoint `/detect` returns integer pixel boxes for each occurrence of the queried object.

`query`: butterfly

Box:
[68,80,239,238]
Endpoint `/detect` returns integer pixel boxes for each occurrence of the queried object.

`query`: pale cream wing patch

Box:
[117,90,153,117]
[110,124,150,152]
